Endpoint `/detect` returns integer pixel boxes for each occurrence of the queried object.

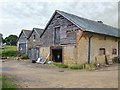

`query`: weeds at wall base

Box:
[52,62,96,70]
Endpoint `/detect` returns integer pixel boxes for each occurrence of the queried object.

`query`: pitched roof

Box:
[17,29,31,41]
[28,28,44,38]
[43,10,119,37]
[33,28,44,36]
[57,10,120,37]
[23,30,31,38]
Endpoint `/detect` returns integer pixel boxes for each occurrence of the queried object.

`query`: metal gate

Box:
[30,47,39,61]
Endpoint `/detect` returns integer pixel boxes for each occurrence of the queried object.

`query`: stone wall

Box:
[40,47,50,60]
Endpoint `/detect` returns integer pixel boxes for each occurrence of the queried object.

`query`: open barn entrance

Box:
[51,46,62,62]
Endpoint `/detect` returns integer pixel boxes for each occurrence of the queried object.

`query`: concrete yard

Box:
[1,59,119,88]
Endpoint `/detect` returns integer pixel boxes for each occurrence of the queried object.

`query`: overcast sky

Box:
[0,0,119,38]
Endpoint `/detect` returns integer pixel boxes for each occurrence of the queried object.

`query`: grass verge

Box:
[52,62,96,70]
[52,62,68,68]
[0,76,17,89]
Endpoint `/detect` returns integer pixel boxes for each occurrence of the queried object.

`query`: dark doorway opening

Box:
[52,48,62,62]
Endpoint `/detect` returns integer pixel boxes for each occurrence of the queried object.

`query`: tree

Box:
[0,33,3,43]
[5,35,18,45]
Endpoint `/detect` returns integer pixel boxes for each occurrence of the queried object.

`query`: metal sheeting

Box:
[23,30,31,38]
[33,28,44,37]
[29,48,39,61]
[56,10,119,37]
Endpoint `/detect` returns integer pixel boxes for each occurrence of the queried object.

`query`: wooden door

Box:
[118,41,120,57]
[30,48,39,61]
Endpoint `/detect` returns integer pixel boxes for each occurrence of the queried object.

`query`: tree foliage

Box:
[0,33,3,43]
[4,35,18,45]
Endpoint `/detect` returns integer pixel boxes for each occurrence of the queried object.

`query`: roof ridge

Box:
[33,27,43,29]
[22,29,31,31]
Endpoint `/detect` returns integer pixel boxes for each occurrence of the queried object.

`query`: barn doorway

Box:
[19,43,26,55]
[51,47,62,62]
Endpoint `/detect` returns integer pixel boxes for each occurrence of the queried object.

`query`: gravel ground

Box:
[1,59,119,88]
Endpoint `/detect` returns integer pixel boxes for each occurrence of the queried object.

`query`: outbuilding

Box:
[28,28,44,61]
[17,29,31,55]
[40,10,120,65]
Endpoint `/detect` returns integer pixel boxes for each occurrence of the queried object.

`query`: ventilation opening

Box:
[52,48,62,62]
[97,21,103,23]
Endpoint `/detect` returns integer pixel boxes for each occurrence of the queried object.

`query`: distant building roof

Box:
[17,29,31,42]
[28,28,44,38]
[33,28,44,36]
[22,30,31,38]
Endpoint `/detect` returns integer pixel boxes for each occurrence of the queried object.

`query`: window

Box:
[67,23,74,27]
[33,35,35,39]
[99,48,105,55]
[54,27,60,44]
[66,30,75,37]
[112,49,117,55]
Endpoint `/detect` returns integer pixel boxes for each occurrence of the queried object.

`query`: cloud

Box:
[0,1,118,38]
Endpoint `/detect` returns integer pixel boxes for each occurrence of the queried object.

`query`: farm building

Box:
[27,28,44,60]
[39,10,120,65]
[17,29,31,55]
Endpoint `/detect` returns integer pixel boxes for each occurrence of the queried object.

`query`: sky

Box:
[0,0,119,38]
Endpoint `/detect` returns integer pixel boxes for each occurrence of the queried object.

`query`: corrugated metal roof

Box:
[33,28,44,37]
[56,10,119,37]
[23,30,31,38]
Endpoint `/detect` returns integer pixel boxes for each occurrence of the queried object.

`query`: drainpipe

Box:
[88,35,93,64]
[118,41,120,61]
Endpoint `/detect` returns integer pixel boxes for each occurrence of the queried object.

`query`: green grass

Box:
[69,65,83,70]
[52,62,96,70]
[1,45,18,57]
[52,62,68,68]
[0,76,17,89]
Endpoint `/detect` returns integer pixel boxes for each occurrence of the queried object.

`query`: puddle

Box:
[1,67,15,71]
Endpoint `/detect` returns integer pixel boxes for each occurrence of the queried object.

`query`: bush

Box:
[20,54,29,59]
[2,50,18,57]
[1,45,18,57]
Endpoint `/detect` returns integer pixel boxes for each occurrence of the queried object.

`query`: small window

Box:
[104,36,106,40]
[54,27,60,44]
[99,48,105,55]
[33,35,35,39]
[67,23,74,27]
[112,49,117,55]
